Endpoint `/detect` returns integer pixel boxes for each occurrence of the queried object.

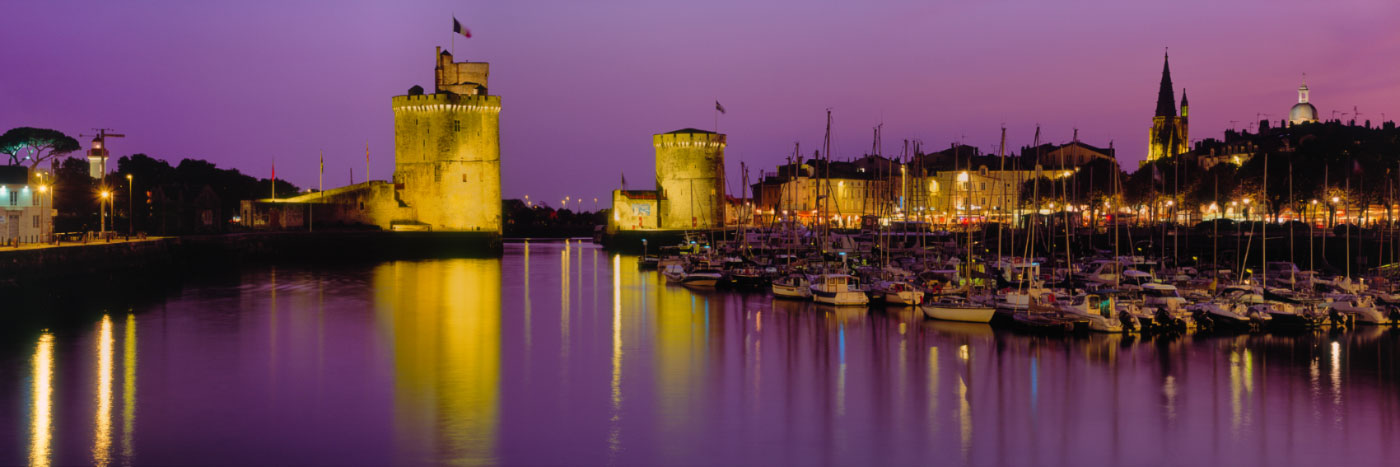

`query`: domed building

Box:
[1289,78,1318,125]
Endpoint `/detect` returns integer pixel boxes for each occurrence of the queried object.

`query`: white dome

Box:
[1290,102,1317,124]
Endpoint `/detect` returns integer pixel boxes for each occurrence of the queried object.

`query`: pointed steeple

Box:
[1180,88,1189,117]
[1155,50,1177,118]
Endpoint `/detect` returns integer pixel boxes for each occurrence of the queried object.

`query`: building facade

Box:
[0,166,53,244]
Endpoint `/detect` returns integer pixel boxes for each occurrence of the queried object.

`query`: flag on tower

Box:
[453,17,472,38]
[715,101,726,114]
[319,150,324,192]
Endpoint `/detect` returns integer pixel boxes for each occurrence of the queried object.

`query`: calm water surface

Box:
[3,241,1400,466]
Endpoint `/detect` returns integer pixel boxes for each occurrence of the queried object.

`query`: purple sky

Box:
[3,0,1399,208]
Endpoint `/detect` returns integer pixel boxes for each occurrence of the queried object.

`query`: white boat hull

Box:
[922,304,996,323]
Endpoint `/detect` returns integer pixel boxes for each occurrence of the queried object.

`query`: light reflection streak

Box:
[609,254,623,456]
[928,347,939,438]
[30,332,54,467]
[1163,375,1177,421]
[94,315,115,466]
[958,345,971,463]
[837,327,846,417]
[1229,350,1242,437]
[561,240,571,364]
[523,241,532,351]
[1330,341,1342,410]
[122,314,137,463]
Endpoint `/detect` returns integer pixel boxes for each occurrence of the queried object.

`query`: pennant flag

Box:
[453,17,472,38]
[715,100,727,114]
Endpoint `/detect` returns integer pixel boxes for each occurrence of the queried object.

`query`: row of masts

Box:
[728,111,1400,281]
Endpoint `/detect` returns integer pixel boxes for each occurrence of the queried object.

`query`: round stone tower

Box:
[654,129,725,230]
[390,49,501,233]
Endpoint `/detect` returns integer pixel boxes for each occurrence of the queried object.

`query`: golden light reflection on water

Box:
[609,253,624,456]
[30,332,54,467]
[122,314,137,464]
[374,259,502,465]
[93,315,114,467]
[928,347,939,439]
[561,240,571,365]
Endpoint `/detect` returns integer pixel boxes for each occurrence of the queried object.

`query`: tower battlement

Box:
[653,131,727,149]
[392,94,502,113]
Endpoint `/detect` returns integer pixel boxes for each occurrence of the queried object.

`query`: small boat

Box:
[810,274,869,306]
[661,265,686,284]
[679,267,724,288]
[873,280,925,306]
[638,253,661,270]
[1054,293,1126,333]
[922,296,995,323]
[1326,295,1393,325]
[771,274,813,300]
[1188,300,1263,331]
[725,265,769,289]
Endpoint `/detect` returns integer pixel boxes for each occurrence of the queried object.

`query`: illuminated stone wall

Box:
[654,130,725,230]
[390,92,502,232]
[608,190,659,232]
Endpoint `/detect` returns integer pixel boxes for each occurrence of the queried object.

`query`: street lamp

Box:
[126,174,134,237]
[100,189,111,234]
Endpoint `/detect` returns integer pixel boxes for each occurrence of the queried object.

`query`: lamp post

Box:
[100,189,111,235]
[126,174,134,238]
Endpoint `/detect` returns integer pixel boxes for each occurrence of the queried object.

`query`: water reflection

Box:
[374,259,502,465]
[29,333,54,467]
[93,315,114,467]
[122,314,137,465]
[6,247,1400,466]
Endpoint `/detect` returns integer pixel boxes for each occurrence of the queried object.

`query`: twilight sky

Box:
[3,0,1399,208]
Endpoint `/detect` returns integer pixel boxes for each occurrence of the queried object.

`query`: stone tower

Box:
[655,129,726,230]
[389,48,502,232]
[1146,53,1189,164]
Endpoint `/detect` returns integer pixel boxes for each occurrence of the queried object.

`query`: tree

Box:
[0,127,80,169]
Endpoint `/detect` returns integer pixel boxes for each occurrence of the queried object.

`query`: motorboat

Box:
[771,274,813,300]
[1188,300,1267,331]
[1054,293,1126,333]
[811,274,869,306]
[1325,294,1393,325]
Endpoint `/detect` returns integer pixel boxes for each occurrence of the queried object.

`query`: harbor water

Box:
[2,241,1399,466]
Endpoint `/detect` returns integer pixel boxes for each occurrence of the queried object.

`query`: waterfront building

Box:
[1146,53,1189,165]
[607,129,727,233]
[0,165,53,244]
[748,156,899,228]
[242,47,502,239]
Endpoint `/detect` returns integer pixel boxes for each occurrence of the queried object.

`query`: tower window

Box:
[454,120,461,132]
[9,191,15,206]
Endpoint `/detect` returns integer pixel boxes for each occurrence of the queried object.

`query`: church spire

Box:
[1155,50,1177,118]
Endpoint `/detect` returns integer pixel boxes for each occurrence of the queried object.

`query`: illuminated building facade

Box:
[0,165,53,244]
[241,47,502,240]
[1146,53,1189,165]
[607,129,726,233]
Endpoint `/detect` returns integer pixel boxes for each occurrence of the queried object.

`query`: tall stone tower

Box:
[1146,53,1189,164]
[390,48,502,232]
[655,129,726,230]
